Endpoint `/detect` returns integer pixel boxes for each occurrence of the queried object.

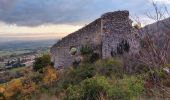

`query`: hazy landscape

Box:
[0,39,56,57]
[0,0,170,100]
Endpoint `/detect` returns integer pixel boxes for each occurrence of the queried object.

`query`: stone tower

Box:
[101,11,139,58]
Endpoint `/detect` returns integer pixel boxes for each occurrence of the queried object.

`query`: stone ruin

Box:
[50,10,141,68]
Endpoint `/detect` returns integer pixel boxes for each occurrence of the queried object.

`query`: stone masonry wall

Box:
[51,18,102,68]
[101,11,140,58]
[51,10,140,68]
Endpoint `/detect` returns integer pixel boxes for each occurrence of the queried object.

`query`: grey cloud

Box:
[0,0,18,10]
[0,0,166,26]
[0,0,97,26]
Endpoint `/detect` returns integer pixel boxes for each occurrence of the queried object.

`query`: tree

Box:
[33,54,51,72]
[132,1,170,97]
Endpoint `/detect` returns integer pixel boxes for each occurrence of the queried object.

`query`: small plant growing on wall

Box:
[80,45,93,55]
[117,40,130,55]
[70,47,77,55]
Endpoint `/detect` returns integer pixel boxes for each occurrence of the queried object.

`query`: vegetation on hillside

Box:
[0,46,170,100]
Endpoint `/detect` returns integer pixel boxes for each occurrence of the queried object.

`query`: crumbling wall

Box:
[51,10,140,68]
[101,11,139,58]
[51,18,102,68]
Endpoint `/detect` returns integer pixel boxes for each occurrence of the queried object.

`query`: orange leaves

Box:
[0,66,59,99]
[1,78,37,99]
[0,87,5,93]
[4,79,22,98]
[21,79,37,97]
[43,66,59,85]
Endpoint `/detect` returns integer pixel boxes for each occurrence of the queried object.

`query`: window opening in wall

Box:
[116,40,130,55]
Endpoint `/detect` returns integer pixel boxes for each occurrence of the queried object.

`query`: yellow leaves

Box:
[1,78,37,99]
[43,66,59,85]
[0,87,5,93]
[4,79,22,98]
[21,79,37,97]
[0,86,5,99]
[0,66,59,99]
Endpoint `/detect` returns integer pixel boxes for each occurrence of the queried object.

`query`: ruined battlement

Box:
[53,18,101,48]
[51,10,139,68]
[101,10,129,20]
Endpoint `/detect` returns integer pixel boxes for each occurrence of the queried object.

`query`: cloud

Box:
[0,0,168,26]
[0,0,97,26]
[0,0,18,10]
[152,0,170,4]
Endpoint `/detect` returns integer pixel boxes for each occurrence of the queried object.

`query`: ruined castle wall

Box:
[51,10,141,68]
[101,11,140,58]
[51,18,102,68]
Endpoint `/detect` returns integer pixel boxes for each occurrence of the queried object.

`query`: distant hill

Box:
[0,39,57,51]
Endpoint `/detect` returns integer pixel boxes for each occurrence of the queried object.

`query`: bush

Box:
[80,76,111,100]
[3,79,23,99]
[66,76,112,100]
[128,78,144,97]
[65,84,80,100]
[20,78,37,98]
[65,76,137,100]
[43,66,59,85]
[70,64,96,84]
[121,75,145,98]
[33,54,51,72]
[109,86,130,100]
[0,87,5,99]
[80,45,93,55]
[96,58,124,78]
[2,77,38,99]
[29,72,43,84]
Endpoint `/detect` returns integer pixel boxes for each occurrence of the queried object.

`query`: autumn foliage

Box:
[0,66,59,99]
[43,66,59,85]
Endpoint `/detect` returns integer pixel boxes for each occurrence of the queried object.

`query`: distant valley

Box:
[0,39,57,57]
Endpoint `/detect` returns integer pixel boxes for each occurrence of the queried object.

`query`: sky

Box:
[0,0,170,42]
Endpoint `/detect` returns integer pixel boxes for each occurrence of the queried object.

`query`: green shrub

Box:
[71,64,96,83]
[156,69,167,79]
[109,86,130,100]
[80,76,111,100]
[29,72,43,84]
[122,76,144,98]
[135,63,149,74]
[65,85,80,100]
[33,54,51,72]
[80,45,93,55]
[66,76,112,100]
[96,58,124,78]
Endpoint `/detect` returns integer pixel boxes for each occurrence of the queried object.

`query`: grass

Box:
[0,63,4,68]
[8,67,26,73]
[0,50,31,57]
